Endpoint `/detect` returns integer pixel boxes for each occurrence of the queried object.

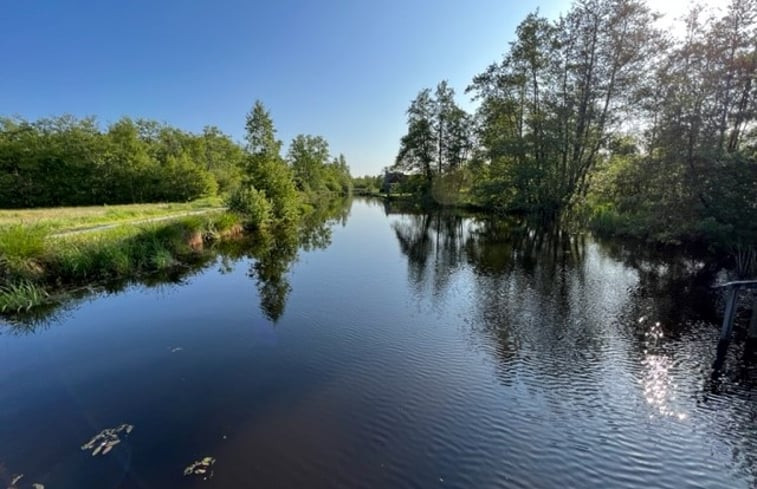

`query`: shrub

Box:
[226,186,272,229]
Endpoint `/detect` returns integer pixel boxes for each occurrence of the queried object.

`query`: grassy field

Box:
[0,197,224,234]
[0,198,242,316]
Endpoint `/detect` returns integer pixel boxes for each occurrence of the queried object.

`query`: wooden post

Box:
[712,281,757,371]
[720,287,738,342]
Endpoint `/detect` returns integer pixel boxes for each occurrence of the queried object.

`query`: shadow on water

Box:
[0,196,353,333]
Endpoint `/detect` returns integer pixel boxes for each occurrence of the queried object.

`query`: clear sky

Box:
[0,0,723,176]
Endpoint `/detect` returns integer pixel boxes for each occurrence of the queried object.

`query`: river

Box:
[1,197,755,488]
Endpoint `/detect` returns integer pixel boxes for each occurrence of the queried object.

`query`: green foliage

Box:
[395,82,473,185]
[200,126,245,194]
[0,224,46,260]
[287,135,352,196]
[430,169,472,206]
[466,2,660,220]
[0,101,349,222]
[151,247,175,270]
[42,214,232,283]
[244,101,282,157]
[395,174,431,196]
[210,212,242,233]
[588,152,757,252]
[352,174,383,195]
[288,134,330,192]
[0,281,48,313]
[227,186,272,229]
[242,101,303,223]
[0,116,243,207]
[248,155,301,222]
[390,0,757,255]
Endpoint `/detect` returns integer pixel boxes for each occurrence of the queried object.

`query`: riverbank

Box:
[0,210,243,316]
[376,190,755,270]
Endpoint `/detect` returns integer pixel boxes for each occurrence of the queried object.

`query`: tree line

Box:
[392,0,757,254]
[0,104,351,209]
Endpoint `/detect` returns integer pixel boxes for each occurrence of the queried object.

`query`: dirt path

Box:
[49,208,225,238]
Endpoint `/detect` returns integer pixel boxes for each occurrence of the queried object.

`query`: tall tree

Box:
[395,84,472,185]
[242,101,300,221]
[396,89,437,183]
[468,0,662,219]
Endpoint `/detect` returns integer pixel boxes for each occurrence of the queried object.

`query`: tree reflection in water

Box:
[247,196,351,322]
[1,196,353,330]
[388,204,756,482]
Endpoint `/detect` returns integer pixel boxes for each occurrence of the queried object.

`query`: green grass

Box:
[0,224,47,259]
[0,197,224,234]
[0,281,49,313]
[45,214,237,281]
[0,208,243,317]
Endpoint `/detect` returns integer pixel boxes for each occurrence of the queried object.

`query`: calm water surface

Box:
[1,198,755,488]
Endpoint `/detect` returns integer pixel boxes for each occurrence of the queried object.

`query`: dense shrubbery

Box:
[0,116,244,207]
[351,175,383,195]
[0,102,353,212]
[227,186,272,229]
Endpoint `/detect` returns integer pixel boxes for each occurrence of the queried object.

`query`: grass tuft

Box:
[0,224,47,259]
[0,281,49,313]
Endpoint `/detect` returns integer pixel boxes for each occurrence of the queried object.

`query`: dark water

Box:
[1,198,756,489]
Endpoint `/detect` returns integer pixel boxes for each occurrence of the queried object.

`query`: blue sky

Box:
[2,0,572,175]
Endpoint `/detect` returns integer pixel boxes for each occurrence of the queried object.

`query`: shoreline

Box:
[0,212,246,318]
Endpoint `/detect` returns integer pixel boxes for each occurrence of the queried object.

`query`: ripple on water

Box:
[1,200,755,489]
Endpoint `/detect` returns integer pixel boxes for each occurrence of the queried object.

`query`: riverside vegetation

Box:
[0,101,353,316]
[383,0,757,271]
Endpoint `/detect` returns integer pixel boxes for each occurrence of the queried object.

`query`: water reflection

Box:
[388,205,757,485]
[247,197,351,322]
[1,198,756,488]
[1,197,352,331]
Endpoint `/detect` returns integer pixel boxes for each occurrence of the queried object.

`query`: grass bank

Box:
[0,196,224,234]
[0,209,242,315]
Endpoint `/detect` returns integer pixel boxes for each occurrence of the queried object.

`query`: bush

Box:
[226,186,272,229]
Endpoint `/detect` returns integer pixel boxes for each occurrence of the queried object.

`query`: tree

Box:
[287,134,331,193]
[468,0,662,220]
[242,101,300,222]
[244,100,282,158]
[588,0,757,252]
[395,85,472,187]
[200,126,244,194]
